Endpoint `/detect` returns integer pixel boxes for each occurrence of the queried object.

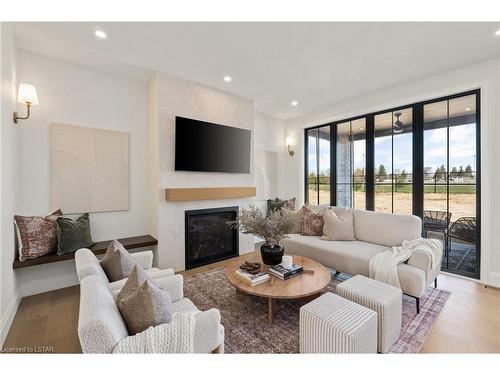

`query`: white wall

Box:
[0,23,20,346]
[254,113,288,204]
[13,50,151,296]
[284,58,500,287]
[149,73,256,271]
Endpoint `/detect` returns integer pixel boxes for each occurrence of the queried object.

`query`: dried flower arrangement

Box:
[230,205,300,247]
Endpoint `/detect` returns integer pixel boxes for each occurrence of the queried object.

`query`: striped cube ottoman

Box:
[299,292,377,353]
[337,275,402,353]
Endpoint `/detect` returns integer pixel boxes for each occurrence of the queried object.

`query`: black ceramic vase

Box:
[260,243,284,265]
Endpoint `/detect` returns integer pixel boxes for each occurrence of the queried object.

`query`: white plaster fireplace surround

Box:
[149,73,256,271]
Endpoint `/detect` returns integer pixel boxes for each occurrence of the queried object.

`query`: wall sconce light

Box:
[13,83,38,124]
[286,136,295,156]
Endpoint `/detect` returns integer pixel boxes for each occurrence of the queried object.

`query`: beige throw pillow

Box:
[117,264,149,301]
[321,207,355,241]
[290,206,304,234]
[100,239,137,282]
[118,279,172,335]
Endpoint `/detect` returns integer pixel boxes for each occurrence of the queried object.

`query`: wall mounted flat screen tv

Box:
[175,116,251,173]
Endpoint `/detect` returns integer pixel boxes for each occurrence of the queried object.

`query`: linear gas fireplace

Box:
[185,206,239,270]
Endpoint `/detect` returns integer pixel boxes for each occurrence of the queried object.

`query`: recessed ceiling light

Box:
[360,127,364,131]
[291,100,298,107]
[94,30,107,39]
[223,76,232,82]
[495,29,500,36]
[465,107,472,111]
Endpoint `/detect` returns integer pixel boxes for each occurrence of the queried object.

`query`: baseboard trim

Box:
[0,288,21,348]
[441,270,500,289]
[486,271,500,289]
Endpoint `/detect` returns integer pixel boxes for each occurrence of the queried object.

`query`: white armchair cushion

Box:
[130,251,153,270]
[144,267,175,279]
[108,268,176,291]
[112,274,184,302]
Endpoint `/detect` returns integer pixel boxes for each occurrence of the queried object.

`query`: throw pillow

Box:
[301,204,324,236]
[44,209,63,221]
[321,207,356,241]
[267,197,296,216]
[56,213,94,255]
[118,279,172,335]
[100,239,137,282]
[117,264,150,301]
[291,206,304,234]
[14,209,63,261]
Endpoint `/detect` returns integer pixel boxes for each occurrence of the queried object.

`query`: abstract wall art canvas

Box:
[50,123,130,214]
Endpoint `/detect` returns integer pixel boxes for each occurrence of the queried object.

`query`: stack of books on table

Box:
[234,269,270,287]
[268,264,303,280]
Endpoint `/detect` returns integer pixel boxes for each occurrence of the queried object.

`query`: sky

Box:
[308,123,476,176]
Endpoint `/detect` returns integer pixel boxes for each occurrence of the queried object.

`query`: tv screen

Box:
[175,116,251,173]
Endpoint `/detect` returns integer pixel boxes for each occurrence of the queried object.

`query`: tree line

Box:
[374,163,474,182]
[308,164,474,182]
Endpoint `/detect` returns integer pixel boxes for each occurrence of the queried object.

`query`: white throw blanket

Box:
[113,312,196,354]
[369,238,442,288]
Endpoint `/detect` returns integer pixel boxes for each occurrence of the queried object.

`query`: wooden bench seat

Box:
[13,235,158,269]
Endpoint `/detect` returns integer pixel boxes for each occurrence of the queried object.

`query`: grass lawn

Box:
[310,183,475,194]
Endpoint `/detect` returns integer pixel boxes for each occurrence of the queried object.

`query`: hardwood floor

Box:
[2,254,499,353]
[420,273,500,353]
[2,285,81,353]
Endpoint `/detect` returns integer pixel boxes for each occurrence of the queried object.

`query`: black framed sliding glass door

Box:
[304,89,481,279]
[305,126,331,205]
[336,118,366,209]
[374,108,413,214]
[423,93,480,278]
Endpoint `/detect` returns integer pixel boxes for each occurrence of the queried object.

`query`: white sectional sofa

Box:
[282,206,442,312]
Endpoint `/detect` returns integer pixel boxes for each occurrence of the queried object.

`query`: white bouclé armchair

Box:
[75,248,225,353]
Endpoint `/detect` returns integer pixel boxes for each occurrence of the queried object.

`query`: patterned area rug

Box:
[184,268,451,354]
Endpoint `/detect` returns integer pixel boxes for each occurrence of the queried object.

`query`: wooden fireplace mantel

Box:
[165,187,256,202]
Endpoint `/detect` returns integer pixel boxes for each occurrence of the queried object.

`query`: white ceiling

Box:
[12,22,500,119]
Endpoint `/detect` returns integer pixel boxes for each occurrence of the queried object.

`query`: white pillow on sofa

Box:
[321,207,355,241]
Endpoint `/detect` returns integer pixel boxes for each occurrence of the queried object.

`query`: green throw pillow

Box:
[267,197,296,216]
[267,199,287,216]
[56,213,94,255]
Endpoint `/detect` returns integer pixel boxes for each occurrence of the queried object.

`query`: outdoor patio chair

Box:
[423,210,452,250]
[448,217,476,245]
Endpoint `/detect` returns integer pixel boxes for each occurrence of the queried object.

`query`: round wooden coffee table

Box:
[225,252,331,323]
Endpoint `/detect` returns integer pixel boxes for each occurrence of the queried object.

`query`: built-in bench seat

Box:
[12,235,158,269]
